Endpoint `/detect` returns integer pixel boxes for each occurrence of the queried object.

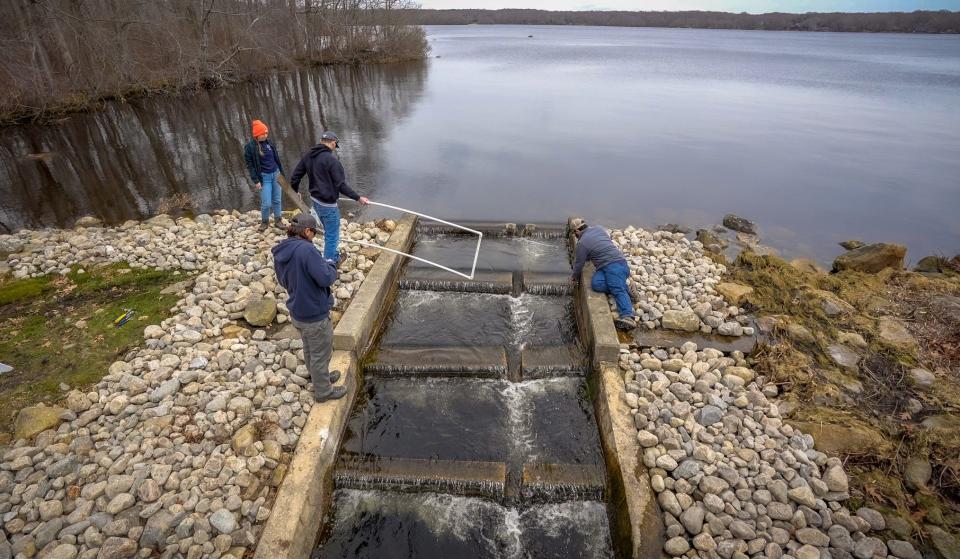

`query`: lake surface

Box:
[2,26,958,263]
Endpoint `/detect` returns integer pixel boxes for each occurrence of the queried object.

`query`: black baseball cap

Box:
[292,213,318,229]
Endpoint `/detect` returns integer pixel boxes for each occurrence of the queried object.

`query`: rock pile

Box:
[608,227,752,336]
[619,343,918,559]
[0,211,393,558]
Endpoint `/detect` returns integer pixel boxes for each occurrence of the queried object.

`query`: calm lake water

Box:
[2,25,959,263]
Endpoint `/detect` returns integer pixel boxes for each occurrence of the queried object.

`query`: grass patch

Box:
[0,275,55,306]
[0,264,186,437]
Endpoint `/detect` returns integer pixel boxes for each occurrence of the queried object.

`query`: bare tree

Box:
[0,0,429,123]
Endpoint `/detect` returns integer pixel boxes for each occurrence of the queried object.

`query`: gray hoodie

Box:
[572,226,628,278]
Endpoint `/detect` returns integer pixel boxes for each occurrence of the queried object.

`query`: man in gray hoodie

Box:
[571,218,637,331]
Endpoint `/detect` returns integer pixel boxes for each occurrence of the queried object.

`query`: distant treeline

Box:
[405,9,960,34]
[2,0,428,124]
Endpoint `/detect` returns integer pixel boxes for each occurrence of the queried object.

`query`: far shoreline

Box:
[410,9,960,35]
[423,22,960,36]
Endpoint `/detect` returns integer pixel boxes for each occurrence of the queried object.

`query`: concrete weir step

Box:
[522,272,574,296]
[521,463,606,502]
[335,456,507,500]
[365,346,508,376]
[417,221,569,239]
[520,346,586,379]
[399,269,514,294]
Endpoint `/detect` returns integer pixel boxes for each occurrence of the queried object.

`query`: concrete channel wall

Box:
[572,219,666,559]
[333,215,417,355]
[254,214,418,559]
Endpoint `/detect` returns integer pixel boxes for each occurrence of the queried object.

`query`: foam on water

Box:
[399,277,513,294]
[380,290,575,350]
[519,500,614,559]
[502,381,538,463]
[317,490,613,559]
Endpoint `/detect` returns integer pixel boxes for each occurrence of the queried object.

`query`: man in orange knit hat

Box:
[243,119,287,230]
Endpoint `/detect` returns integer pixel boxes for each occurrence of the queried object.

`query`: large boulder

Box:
[243,297,277,327]
[914,255,944,273]
[827,345,860,373]
[832,243,906,273]
[790,258,824,275]
[0,235,26,256]
[839,240,866,250]
[696,229,725,253]
[904,457,932,490]
[787,419,892,456]
[14,405,67,440]
[145,214,176,228]
[930,295,960,327]
[722,214,757,235]
[74,216,103,228]
[878,317,918,353]
[661,310,701,332]
[715,282,753,305]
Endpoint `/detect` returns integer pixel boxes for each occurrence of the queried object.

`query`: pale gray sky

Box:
[418,0,960,12]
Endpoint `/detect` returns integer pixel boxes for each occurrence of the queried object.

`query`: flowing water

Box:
[315,490,613,559]
[3,27,958,262]
[317,226,612,557]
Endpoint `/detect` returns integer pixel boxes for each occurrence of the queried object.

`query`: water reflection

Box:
[0,63,427,232]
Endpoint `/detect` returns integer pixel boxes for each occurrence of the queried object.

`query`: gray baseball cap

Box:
[320,131,339,144]
[292,213,318,229]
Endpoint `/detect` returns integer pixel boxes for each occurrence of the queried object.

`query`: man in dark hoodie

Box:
[272,214,346,402]
[289,131,370,263]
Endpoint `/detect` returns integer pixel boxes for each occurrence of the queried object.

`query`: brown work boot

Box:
[273,217,286,228]
[258,220,269,232]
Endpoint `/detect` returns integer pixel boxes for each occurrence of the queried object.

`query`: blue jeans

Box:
[313,203,341,262]
[260,171,282,221]
[591,260,635,319]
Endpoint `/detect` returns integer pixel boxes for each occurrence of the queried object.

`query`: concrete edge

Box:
[594,361,665,559]
[576,262,621,370]
[333,214,417,354]
[253,350,359,559]
[568,214,663,559]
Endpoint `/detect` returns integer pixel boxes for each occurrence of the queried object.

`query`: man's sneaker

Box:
[258,221,269,232]
[314,385,348,403]
[273,218,286,228]
[614,316,638,331]
[328,370,341,384]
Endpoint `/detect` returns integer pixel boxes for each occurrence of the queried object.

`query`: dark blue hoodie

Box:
[288,144,361,205]
[272,237,338,323]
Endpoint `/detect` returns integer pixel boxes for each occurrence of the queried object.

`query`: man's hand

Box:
[358,196,371,205]
[255,182,262,191]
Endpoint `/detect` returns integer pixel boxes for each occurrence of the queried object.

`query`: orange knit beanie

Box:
[251,120,268,137]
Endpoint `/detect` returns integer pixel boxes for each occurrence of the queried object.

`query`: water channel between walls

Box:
[254,218,664,559]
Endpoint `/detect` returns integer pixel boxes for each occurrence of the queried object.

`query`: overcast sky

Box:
[418,0,960,12]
